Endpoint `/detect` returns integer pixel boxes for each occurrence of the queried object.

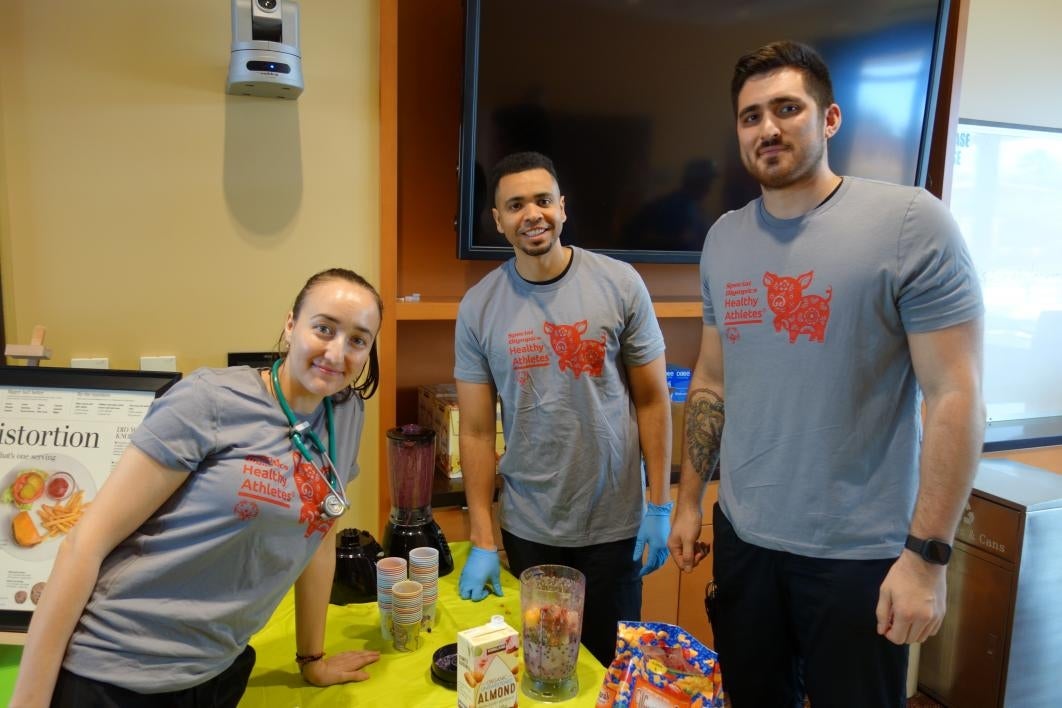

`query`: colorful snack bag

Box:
[596,621,724,708]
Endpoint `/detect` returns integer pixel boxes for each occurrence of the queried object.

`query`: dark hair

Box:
[276,268,383,401]
[487,151,560,207]
[730,41,835,115]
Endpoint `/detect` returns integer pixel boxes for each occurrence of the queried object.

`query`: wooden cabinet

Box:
[641,485,681,623]
[642,483,719,649]
[676,522,715,649]
[642,555,681,622]
[433,503,504,552]
[432,506,471,547]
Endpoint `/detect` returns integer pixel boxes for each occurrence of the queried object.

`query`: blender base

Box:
[522,674,579,702]
[382,519,455,576]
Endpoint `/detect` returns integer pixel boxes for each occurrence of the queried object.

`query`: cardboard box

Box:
[418,384,460,476]
[671,400,685,467]
[417,384,504,478]
[457,615,520,708]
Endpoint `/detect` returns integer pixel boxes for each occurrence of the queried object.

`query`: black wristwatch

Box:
[904,534,952,565]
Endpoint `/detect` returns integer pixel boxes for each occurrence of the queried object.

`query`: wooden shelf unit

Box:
[396,297,702,322]
[378,0,705,533]
[642,483,719,646]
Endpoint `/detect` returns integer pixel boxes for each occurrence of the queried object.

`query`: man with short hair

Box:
[454,151,673,666]
[668,41,985,706]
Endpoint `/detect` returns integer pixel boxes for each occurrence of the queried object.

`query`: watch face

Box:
[906,535,952,565]
[924,540,952,565]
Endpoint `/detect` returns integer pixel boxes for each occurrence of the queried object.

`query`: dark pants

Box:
[51,645,256,708]
[502,529,641,667]
[708,504,907,708]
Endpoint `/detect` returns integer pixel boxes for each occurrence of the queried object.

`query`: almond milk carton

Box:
[457,614,520,708]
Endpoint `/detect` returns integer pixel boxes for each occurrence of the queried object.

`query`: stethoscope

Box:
[270,359,350,520]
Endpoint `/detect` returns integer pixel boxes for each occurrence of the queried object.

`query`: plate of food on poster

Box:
[0,454,97,562]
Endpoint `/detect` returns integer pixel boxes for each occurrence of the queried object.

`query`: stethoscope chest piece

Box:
[320,493,348,520]
[271,359,351,521]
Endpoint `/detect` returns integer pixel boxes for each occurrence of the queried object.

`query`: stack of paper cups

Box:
[408,546,440,628]
[376,556,407,641]
[390,579,424,652]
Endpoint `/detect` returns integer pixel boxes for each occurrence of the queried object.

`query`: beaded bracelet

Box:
[295,651,325,668]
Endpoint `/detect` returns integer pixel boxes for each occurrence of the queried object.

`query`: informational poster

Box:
[0,368,179,630]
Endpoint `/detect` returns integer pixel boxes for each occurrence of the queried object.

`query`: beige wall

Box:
[0,0,382,528]
[959,0,1062,129]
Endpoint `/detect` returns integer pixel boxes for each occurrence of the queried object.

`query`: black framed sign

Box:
[0,367,180,632]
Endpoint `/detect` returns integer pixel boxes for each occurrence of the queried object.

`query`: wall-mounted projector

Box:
[226,0,303,99]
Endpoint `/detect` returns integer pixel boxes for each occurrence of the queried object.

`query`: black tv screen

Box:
[457,0,950,263]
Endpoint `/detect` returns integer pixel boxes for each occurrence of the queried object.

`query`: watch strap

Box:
[905,534,952,565]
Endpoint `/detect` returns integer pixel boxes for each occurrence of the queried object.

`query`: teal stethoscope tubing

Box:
[270,358,350,518]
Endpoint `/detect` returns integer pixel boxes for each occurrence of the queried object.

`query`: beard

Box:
[515,230,559,257]
[744,134,826,190]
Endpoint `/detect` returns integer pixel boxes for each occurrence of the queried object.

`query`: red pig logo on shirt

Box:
[293,453,334,537]
[763,270,832,343]
[543,320,605,377]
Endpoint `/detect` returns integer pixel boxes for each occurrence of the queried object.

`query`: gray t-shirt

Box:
[455,247,665,546]
[701,177,982,559]
[63,366,363,692]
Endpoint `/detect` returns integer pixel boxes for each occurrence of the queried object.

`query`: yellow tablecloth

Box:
[240,542,607,707]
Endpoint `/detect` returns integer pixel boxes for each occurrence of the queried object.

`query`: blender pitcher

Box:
[382,424,454,575]
[520,564,586,701]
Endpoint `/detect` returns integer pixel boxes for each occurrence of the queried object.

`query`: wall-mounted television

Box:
[457,0,951,264]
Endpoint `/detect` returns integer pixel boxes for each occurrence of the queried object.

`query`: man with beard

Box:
[667,41,984,706]
[453,151,673,666]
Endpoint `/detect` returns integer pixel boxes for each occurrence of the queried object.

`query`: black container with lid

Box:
[431,642,458,689]
[330,528,384,605]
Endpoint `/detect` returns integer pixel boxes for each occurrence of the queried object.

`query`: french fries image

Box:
[37,490,89,537]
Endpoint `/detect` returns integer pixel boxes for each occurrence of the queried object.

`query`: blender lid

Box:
[386,423,436,443]
[336,528,384,556]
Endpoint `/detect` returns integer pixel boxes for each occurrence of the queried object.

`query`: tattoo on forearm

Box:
[686,388,724,483]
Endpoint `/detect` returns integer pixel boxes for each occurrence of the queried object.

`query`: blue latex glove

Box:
[633,500,673,577]
[459,546,504,601]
